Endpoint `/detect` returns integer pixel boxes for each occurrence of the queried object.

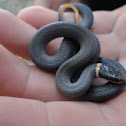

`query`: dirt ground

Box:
[0,0,34,15]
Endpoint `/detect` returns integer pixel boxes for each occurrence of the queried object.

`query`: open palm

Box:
[0,5,126,125]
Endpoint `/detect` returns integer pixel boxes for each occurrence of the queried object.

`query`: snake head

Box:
[96,63,126,84]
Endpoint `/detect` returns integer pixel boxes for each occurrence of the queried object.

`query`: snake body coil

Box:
[29,22,126,102]
[58,3,93,29]
[29,3,126,102]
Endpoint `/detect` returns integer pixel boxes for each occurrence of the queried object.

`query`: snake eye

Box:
[96,64,126,84]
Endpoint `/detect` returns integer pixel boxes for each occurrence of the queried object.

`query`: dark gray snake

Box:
[29,3,126,102]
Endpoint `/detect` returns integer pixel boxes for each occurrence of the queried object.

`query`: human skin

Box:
[0,4,126,126]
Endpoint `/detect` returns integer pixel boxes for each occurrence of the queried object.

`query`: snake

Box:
[29,3,126,102]
[58,3,93,29]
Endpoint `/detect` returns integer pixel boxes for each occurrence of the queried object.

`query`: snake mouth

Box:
[96,63,126,84]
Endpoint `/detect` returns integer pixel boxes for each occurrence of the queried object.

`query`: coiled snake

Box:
[29,3,126,102]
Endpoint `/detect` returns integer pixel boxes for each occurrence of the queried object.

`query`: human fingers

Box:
[92,5,126,34]
[92,11,116,34]
[18,6,78,56]
[0,9,37,60]
[97,5,126,61]
[0,96,120,126]
[0,8,61,60]
[17,6,121,60]
[18,6,115,34]
[17,6,116,56]
[0,44,67,102]
[17,5,126,59]
[18,6,78,29]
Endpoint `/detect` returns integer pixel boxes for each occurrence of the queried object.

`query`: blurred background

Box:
[0,0,34,15]
[83,0,126,11]
[0,0,125,15]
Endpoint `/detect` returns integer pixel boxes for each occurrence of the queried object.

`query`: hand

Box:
[35,0,81,10]
[0,5,126,125]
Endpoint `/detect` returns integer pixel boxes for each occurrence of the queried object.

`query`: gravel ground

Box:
[0,0,34,15]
